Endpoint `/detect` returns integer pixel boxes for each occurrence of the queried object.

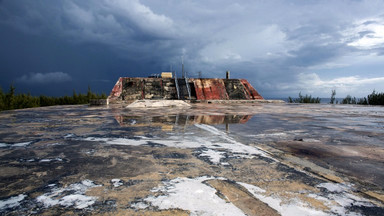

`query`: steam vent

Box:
[108,76,264,102]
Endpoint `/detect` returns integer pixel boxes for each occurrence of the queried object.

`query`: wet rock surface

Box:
[0,103,383,215]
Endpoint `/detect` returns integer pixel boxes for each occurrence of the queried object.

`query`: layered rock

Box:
[108,77,263,102]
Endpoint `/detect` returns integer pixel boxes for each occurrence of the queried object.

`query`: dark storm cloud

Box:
[1,0,384,97]
[0,1,178,52]
[286,44,351,68]
[17,72,72,84]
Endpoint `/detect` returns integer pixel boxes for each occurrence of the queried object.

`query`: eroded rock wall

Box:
[108,77,263,102]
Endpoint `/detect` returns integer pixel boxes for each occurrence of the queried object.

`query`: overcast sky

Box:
[1,0,384,98]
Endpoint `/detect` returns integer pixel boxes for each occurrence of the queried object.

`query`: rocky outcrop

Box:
[108,77,263,102]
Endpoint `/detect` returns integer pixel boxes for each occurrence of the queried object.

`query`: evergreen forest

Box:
[0,85,107,111]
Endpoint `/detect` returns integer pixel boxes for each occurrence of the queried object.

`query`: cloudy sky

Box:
[1,0,384,98]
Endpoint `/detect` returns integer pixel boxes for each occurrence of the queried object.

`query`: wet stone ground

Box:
[0,103,384,215]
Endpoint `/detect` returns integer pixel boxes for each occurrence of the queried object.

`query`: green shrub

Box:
[357,97,368,105]
[341,91,383,105]
[367,90,384,105]
[288,92,321,103]
[341,95,356,104]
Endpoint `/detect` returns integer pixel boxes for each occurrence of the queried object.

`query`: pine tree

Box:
[330,90,336,104]
[0,87,4,111]
[5,84,15,110]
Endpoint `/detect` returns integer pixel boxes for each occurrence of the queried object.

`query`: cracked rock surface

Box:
[0,103,383,215]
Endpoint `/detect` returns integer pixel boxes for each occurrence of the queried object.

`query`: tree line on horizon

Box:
[288,90,384,105]
[0,84,107,111]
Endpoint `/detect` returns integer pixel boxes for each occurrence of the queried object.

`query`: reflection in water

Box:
[114,114,252,131]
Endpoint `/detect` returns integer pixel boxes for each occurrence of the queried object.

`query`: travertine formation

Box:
[1,104,384,215]
[108,77,263,102]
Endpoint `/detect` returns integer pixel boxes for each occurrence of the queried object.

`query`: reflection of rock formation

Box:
[114,114,252,131]
[193,115,252,124]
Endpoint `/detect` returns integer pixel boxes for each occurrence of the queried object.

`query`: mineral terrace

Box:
[0,103,384,215]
